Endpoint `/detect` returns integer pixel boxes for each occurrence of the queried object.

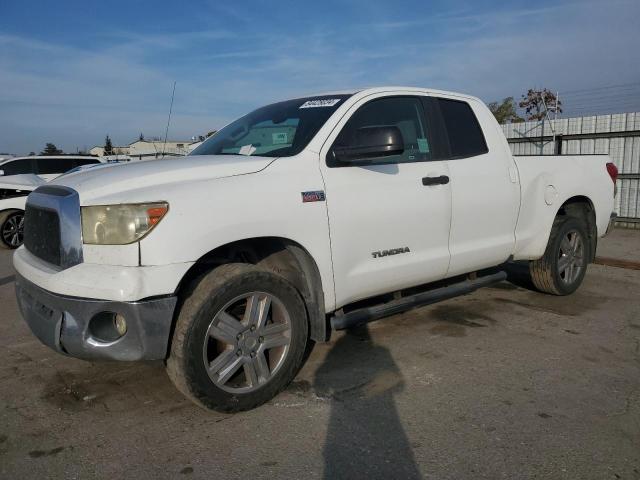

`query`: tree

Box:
[104,135,114,156]
[41,143,63,155]
[139,133,145,141]
[488,97,523,124]
[519,88,562,121]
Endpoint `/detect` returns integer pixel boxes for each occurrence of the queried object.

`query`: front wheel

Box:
[0,210,25,249]
[529,216,590,295]
[167,263,309,412]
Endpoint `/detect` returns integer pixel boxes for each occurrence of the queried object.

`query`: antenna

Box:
[162,81,177,158]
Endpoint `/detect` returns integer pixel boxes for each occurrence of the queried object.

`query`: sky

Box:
[1,0,639,155]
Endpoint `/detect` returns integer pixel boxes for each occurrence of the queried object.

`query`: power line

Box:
[561,90,640,101]
[559,81,640,95]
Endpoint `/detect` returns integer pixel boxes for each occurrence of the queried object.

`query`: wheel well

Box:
[0,209,24,222]
[556,196,597,261]
[174,237,328,343]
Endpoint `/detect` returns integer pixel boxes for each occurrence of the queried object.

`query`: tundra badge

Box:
[372,247,411,258]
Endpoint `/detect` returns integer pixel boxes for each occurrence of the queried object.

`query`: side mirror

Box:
[332,125,404,163]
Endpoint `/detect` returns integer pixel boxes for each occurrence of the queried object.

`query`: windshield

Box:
[191,94,352,158]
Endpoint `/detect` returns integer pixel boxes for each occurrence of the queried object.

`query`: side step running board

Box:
[330,271,507,331]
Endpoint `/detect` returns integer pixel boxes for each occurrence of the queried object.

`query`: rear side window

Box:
[36,158,76,174]
[437,99,488,159]
[330,96,431,166]
[1,159,33,175]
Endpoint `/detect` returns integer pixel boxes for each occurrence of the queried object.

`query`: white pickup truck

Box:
[14,87,617,412]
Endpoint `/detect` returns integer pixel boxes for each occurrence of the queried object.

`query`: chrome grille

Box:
[24,205,61,265]
[23,185,83,269]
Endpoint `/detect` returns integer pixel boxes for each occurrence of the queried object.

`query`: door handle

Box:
[422,175,450,186]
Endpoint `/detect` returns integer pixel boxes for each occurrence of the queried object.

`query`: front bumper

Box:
[15,273,177,361]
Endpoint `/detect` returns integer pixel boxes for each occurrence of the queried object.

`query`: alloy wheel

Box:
[557,229,584,285]
[1,213,24,247]
[202,292,292,393]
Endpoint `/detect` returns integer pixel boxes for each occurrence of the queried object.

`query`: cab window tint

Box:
[437,98,488,158]
[1,159,33,175]
[331,97,431,166]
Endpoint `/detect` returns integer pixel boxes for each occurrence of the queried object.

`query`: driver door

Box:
[320,94,452,309]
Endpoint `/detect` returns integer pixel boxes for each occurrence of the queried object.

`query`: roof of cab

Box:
[305,86,481,103]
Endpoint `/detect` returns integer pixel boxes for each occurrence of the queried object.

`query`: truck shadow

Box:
[313,325,422,479]
[502,261,537,291]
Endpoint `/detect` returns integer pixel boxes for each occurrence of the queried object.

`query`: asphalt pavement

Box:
[1,230,639,479]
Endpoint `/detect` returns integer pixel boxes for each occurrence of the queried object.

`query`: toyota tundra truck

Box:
[14,87,617,412]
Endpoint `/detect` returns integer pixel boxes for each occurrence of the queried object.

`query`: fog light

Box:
[114,314,127,336]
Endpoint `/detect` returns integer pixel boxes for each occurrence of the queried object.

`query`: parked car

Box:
[0,162,114,249]
[0,155,102,182]
[14,87,617,412]
[0,175,45,249]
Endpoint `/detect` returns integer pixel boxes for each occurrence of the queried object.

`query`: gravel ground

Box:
[1,230,639,479]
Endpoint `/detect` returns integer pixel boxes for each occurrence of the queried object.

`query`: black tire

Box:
[529,216,590,295]
[0,210,24,250]
[166,263,309,412]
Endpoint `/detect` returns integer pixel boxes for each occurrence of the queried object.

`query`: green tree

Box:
[139,132,145,141]
[488,97,523,124]
[41,143,63,155]
[519,89,562,121]
[104,135,114,155]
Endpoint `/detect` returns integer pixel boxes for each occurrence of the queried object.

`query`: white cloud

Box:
[0,0,639,154]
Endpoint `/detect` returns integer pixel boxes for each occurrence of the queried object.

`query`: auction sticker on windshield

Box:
[299,99,341,108]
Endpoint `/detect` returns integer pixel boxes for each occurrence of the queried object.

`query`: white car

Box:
[0,162,112,249]
[14,87,616,412]
[0,155,102,182]
[0,175,45,249]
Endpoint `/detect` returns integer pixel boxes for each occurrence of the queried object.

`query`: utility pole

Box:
[539,92,546,155]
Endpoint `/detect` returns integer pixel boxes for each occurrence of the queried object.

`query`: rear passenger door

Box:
[320,94,452,308]
[435,97,520,277]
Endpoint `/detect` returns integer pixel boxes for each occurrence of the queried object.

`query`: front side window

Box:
[437,98,488,159]
[329,97,431,166]
[191,95,351,158]
[1,159,33,175]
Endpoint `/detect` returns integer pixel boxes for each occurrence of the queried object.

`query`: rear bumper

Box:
[604,212,617,236]
[15,273,177,361]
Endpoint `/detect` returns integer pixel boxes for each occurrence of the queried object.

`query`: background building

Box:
[89,139,197,160]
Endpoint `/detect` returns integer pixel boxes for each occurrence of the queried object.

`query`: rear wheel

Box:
[530,216,589,295]
[167,263,309,412]
[0,210,24,249]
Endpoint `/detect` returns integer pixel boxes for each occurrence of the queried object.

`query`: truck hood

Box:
[50,155,275,203]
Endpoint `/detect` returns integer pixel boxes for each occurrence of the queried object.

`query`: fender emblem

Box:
[372,247,411,258]
[301,191,325,203]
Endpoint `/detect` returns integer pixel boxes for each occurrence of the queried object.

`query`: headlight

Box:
[81,202,169,245]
